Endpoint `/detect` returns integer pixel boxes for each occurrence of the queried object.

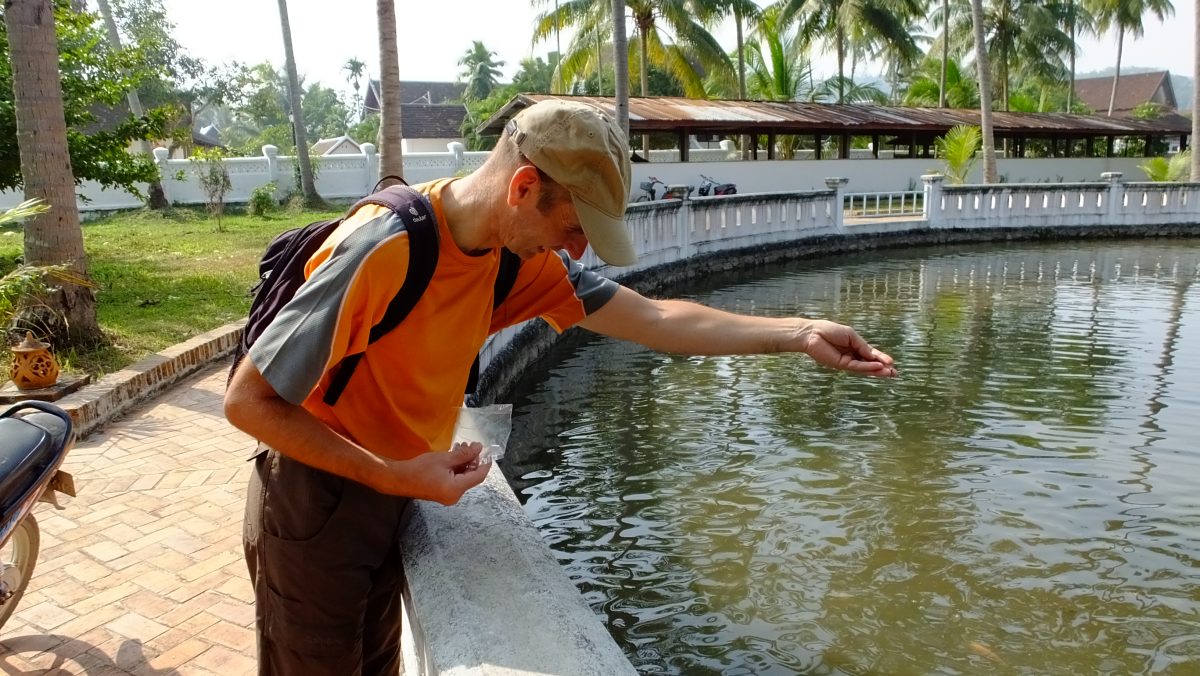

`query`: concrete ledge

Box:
[401,469,637,676]
[57,320,246,439]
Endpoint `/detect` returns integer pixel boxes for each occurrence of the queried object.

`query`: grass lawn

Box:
[0,205,344,377]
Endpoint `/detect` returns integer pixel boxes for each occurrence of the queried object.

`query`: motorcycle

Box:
[634,176,667,202]
[0,401,75,628]
[697,174,738,196]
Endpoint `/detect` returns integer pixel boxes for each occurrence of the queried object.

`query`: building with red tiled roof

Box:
[1074,71,1178,116]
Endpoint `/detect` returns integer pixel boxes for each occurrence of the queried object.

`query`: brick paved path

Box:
[0,363,258,675]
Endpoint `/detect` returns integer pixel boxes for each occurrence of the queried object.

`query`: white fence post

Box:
[825,177,849,230]
[1101,171,1123,222]
[922,174,945,227]
[262,145,282,199]
[447,142,465,175]
[361,143,378,193]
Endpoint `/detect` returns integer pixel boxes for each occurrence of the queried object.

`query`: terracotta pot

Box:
[10,331,59,390]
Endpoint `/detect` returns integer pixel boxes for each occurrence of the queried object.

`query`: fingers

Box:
[815,323,898,378]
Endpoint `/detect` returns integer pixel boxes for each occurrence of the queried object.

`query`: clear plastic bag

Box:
[450,404,513,464]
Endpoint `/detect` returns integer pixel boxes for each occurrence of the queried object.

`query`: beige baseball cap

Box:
[505,100,635,266]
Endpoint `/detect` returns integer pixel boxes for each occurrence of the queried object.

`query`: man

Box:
[224,99,897,675]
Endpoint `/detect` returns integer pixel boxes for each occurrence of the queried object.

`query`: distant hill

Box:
[1078,67,1193,112]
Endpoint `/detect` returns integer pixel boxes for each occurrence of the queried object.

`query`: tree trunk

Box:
[596,27,604,95]
[940,0,949,107]
[611,0,630,140]
[1107,29,1124,116]
[1067,7,1076,111]
[1193,0,1199,180]
[6,0,100,344]
[377,0,404,179]
[276,0,321,206]
[637,20,650,155]
[836,27,846,103]
[735,10,746,100]
[969,0,999,182]
[95,0,167,209]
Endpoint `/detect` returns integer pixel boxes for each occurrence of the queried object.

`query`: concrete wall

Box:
[0,145,1155,213]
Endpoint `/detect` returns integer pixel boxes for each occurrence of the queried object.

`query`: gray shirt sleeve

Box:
[249,212,408,405]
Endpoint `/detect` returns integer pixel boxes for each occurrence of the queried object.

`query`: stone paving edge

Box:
[56,320,246,440]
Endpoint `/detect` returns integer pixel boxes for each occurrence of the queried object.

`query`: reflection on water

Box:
[504,240,1200,675]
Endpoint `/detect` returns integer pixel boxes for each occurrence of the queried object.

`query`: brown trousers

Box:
[243,447,411,676]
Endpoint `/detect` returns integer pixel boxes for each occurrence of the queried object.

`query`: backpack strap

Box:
[322,186,440,406]
[464,248,523,399]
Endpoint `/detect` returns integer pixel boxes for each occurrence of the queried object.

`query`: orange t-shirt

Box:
[248,178,618,459]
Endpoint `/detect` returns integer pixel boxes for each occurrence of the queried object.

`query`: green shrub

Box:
[935,125,982,184]
[190,148,233,230]
[249,183,279,217]
[1139,150,1192,182]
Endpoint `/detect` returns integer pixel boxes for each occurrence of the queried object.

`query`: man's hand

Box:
[381,442,491,505]
[799,320,898,378]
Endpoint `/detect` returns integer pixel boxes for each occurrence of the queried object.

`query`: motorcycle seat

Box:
[0,417,58,514]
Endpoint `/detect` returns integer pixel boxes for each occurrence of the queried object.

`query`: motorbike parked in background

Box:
[0,401,75,628]
[697,174,738,196]
[634,176,667,202]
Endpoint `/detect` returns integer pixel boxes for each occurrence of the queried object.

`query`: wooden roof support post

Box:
[751,132,759,160]
[1106,136,1115,157]
[1144,135,1153,157]
[767,133,776,160]
[872,133,880,158]
[815,134,823,160]
[678,130,689,162]
[1064,136,1073,158]
[840,133,850,159]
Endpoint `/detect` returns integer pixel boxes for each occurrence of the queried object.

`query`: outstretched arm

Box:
[224,361,490,504]
[576,286,897,377]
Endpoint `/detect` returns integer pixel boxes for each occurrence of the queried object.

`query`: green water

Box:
[503,240,1200,675]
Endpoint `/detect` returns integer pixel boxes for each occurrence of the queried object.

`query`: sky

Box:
[160,0,1196,99]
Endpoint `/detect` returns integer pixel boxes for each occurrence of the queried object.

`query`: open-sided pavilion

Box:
[479,94,1193,160]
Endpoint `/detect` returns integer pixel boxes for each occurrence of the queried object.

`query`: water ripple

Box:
[506,240,1200,675]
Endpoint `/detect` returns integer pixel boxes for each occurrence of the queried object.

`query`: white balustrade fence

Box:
[845,190,924,218]
[477,173,1200,378]
[922,172,1200,230]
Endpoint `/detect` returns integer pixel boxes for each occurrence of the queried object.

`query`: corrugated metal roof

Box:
[478,94,1191,137]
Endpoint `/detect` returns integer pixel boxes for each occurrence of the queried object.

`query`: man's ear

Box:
[506,165,541,207]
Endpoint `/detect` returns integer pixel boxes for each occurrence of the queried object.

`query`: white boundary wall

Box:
[0,143,1153,213]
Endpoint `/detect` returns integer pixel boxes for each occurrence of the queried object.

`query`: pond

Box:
[503,239,1200,675]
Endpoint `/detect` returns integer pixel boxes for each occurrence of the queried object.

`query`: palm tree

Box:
[1090,0,1174,116]
[693,0,763,100]
[274,0,321,206]
[95,0,167,209]
[377,0,403,179]
[968,0,999,182]
[5,0,100,344]
[458,41,506,101]
[343,57,366,124]
[743,5,816,102]
[1060,0,1097,110]
[903,55,980,107]
[949,0,1072,111]
[780,0,923,104]
[534,0,733,99]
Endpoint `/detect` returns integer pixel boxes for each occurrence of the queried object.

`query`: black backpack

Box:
[228,183,521,406]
